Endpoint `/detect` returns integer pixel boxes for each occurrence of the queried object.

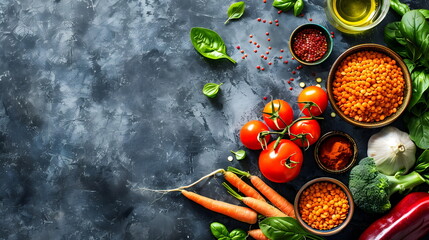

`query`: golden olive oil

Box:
[333,0,378,26]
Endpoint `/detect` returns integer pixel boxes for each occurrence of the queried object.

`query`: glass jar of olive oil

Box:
[325,0,390,34]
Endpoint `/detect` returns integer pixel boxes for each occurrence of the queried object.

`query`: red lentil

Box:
[292,28,328,62]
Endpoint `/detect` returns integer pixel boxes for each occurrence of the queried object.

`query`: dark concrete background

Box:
[0,0,427,239]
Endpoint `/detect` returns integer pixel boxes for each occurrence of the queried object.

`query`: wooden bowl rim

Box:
[326,43,412,128]
[294,177,355,236]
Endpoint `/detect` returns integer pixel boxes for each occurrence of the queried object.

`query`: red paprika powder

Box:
[318,135,352,171]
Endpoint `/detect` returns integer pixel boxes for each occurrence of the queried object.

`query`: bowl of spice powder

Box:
[314,131,358,173]
[289,23,333,65]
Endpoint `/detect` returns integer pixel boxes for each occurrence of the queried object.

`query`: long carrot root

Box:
[248,229,270,240]
[223,182,287,218]
[223,171,267,202]
[181,190,258,224]
[227,167,296,218]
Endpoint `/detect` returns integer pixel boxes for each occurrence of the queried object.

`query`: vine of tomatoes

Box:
[238,86,328,183]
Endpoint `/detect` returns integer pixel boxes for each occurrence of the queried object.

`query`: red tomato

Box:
[262,99,294,130]
[240,120,271,150]
[297,86,328,116]
[289,118,321,148]
[258,139,303,183]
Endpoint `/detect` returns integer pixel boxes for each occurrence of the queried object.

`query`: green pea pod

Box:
[390,0,410,16]
[272,0,296,12]
[293,0,304,16]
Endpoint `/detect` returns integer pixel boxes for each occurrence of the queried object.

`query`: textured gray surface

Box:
[0,0,427,239]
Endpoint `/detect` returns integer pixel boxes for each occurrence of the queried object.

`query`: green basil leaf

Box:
[203,83,223,98]
[384,22,410,59]
[390,0,410,16]
[293,0,304,16]
[260,217,309,240]
[403,59,416,73]
[414,149,429,174]
[229,229,247,240]
[190,27,236,63]
[417,9,429,19]
[407,111,429,149]
[225,2,246,24]
[210,222,230,239]
[409,70,429,109]
[230,150,246,160]
[399,10,429,62]
[272,0,296,11]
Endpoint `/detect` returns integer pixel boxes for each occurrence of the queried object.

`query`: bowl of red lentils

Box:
[294,177,354,236]
[289,24,333,65]
[327,43,412,128]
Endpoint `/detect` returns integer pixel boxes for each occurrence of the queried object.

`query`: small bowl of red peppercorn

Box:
[314,131,358,174]
[289,24,333,65]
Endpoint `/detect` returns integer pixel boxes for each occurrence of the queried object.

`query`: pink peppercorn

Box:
[240,50,244,53]
[261,67,265,71]
[256,65,261,69]
[275,19,279,23]
[290,78,294,81]
[236,46,240,49]
[292,71,296,74]
[290,87,293,90]
[264,56,268,60]
[309,18,313,21]
[283,60,288,64]
[257,18,261,22]
[278,10,283,14]
[276,23,279,26]
[280,49,284,52]
[263,19,266,23]
[268,62,272,65]
[266,32,269,36]
[266,51,269,55]
[269,21,273,24]
[268,47,272,50]
[267,38,271,41]
[257,45,260,48]
[250,34,253,38]
[291,28,328,62]
[261,54,264,58]
[263,96,268,100]
[254,50,258,53]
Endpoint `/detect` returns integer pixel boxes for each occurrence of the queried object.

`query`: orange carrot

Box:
[248,229,270,240]
[223,183,287,218]
[181,190,258,224]
[228,167,296,218]
[223,171,266,202]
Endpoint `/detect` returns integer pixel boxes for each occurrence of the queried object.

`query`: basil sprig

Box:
[272,0,304,16]
[190,27,236,63]
[210,222,247,240]
[384,9,429,149]
[259,217,325,240]
[203,83,223,98]
[225,2,246,24]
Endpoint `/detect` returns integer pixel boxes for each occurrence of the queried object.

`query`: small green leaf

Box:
[272,0,296,11]
[210,222,230,239]
[229,229,247,240]
[225,2,246,24]
[293,0,304,16]
[409,70,429,109]
[230,150,246,160]
[203,83,223,98]
[414,149,429,174]
[190,27,236,63]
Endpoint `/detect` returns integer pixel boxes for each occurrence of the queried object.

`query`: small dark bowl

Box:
[289,24,333,65]
[314,131,358,174]
[294,177,354,236]
[326,43,412,128]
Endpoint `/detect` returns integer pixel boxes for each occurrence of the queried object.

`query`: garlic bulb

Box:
[367,126,416,176]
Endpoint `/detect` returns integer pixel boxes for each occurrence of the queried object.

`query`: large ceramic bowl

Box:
[327,44,412,128]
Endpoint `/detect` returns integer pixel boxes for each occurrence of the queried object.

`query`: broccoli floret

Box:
[349,157,426,213]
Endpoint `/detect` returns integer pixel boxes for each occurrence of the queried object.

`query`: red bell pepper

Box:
[359,192,429,240]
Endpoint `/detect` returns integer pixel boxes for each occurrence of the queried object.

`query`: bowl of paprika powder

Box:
[314,131,358,173]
